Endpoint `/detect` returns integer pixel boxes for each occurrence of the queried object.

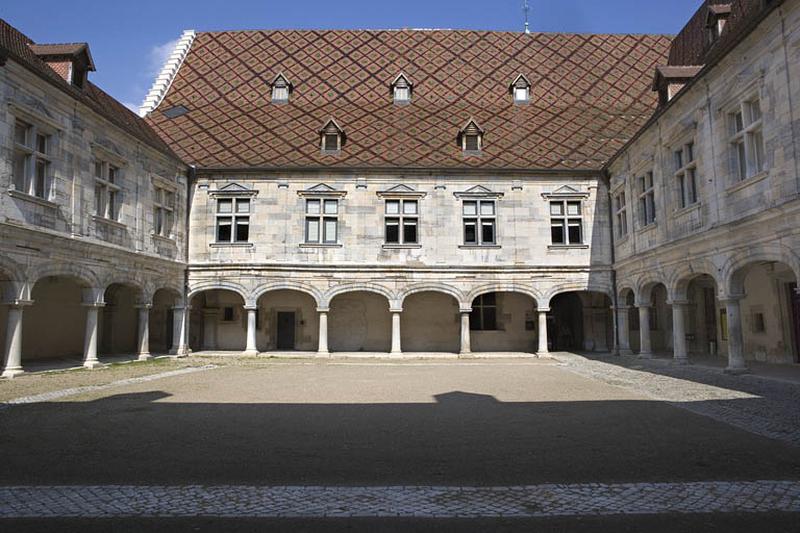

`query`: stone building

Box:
[0,21,188,377]
[607,0,800,371]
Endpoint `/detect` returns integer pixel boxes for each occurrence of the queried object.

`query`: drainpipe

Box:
[604,169,620,355]
[182,165,195,347]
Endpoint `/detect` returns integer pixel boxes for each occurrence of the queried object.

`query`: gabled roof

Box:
[145,29,671,172]
[0,18,178,161]
[29,42,96,70]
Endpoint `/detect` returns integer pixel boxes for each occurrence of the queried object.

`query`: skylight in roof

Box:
[162,105,189,119]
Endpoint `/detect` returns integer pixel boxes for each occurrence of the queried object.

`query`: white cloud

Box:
[122,102,140,114]
[148,38,179,77]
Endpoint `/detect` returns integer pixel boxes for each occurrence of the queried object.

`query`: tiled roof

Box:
[0,19,179,160]
[146,29,672,172]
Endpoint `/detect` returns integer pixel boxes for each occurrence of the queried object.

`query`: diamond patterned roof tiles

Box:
[146,29,672,172]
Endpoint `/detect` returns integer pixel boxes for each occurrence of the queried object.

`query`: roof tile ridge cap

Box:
[138,29,196,118]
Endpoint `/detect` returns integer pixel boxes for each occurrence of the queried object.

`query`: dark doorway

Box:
[703,287,718,354]
[277,312,296,350]
[789,283,800,362]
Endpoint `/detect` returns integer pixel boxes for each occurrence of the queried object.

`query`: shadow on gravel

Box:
[1,390,800,486]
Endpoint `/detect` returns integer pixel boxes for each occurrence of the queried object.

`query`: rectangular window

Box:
[514,87,529,102]
[216,198,250,243]
[12,118,51,199]
[272,86,288,101]
[470,293,498,331]
[94,161,122,220]
[638,172,656,227]
[306,198,338,244]
[614,190,628,238]
[463,200,495,245]
[464,134,480,152]
[384,199,418,244]
[673,141,698,209]
[550,200,583,245]
[394,86,410,102]
[323,134,339,152]
[153,185,175,238]
[729,96,765,181]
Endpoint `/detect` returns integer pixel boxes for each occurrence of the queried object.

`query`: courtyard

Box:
[1,353,799,531]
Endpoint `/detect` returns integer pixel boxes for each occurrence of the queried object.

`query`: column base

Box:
[672,357,690,366]
[637,352,654,359]
[137,353,153,362]
[724,365,750,375]
[83,360,104,369]
[619,348,634,356]
[317,351,331,358]
[1,367,24,379]
[390,351,403,356]
[537,351,551,359]
[242,350,259,356]
[459,352,475,358]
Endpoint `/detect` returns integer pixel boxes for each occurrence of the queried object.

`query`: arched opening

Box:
[730,261,799,364]
[100,283,142,356]
[648,283,671,354]
[256,289,318,352]
[189,289,246,352]
[619,288,639,353]
[0,271,11,359]
[329,291,391,353]
[550,291,613,352]
[682,274,720,359]
[150,288,181,354]
[469,292,538,353]
[24,276,89,363]
[401,291,460,353]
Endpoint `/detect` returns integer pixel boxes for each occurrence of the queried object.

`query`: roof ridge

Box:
[194,28,674,38]
[139,29,197,117]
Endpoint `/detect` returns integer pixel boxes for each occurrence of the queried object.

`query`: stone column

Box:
[459,309,471,356]
[637,304,653,358]
[391,309,403,355]
[2,301,31,378]
[318,308,330,356]
[537,307,550,357]
[83,303,104,368]
[616,306,633,355]
[671,300,689,365]
[136,304,152,361]
[244,306,258,356]
[170,305,188,356]
[722,297,748,374]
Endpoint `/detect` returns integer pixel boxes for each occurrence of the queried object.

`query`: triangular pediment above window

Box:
[510,74,531,90]
[320,119,344,135]
[390,72,413,89]
[298,183,347,198]
[272,72,292,88]
[453,184,503,199]
[377,184,427,199]
[541,184,590,199]
[209,182,258,197]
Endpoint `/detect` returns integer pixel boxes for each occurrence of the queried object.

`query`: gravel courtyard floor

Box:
[1,353,799,531]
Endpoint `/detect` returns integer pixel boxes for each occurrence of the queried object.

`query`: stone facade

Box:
[608,0,800,368]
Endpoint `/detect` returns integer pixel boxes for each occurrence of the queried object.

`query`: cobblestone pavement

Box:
[554,353,800,447]
[0,481,799,518]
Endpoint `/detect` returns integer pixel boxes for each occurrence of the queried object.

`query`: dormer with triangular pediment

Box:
[271,72,293,103]
[458,119,484,154]
[390,73,413,104]
[510,74,531,103]
[320,119,345,154]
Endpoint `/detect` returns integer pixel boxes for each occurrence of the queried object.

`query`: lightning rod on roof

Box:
[523,0,531,34]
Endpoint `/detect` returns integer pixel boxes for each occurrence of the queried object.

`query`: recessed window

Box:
[271,73,292,103]
[216,198,250,243]
[463,200,496,245]
[222,307,235,322]
[153,185,175,238]
[638,172,656,227]
[320,119,344,154]
[323,134,339,152]
[673,141,698,208]
[385,199,418,244]
[550,200,582,245]
[305,198,338,244]
[12,118,52,199]
[510,74,531,104]
[614,190,628,238]
[729,96,765,181]
[470,293,498,331]
[94,160,122,221]
[459,119,484,154]
[391,73,412,104]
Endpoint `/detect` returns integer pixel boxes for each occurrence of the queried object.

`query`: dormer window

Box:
[320,119,345,154]
[391,73,412,104]
[459,119,484,154]
[510,74,531,104]
[706,4,731,44]
[271,73,292,103]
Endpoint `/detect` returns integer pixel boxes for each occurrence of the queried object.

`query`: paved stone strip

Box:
[555,353,800,447]
[0,365,217,410]
[0,481,798,518]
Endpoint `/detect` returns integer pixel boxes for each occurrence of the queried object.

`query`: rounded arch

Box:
[253,281,323,308]
[102,275,147,301]
[397,283,465,309]
[0,255,25,283]
[323,283,395,309]
[634,271,669,305]
[150,284,184,305]
[28,262,101,289]
[669,266,721,302]
[466,283,541,308]
[188,281,249,304]
[617,284,636,301]
[721,246,800,296]
[544,283,612,309]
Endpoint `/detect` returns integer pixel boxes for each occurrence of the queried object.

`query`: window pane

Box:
[385,218,399,243]
[733,111,744,133]
[154,188,163,204]
[386,200,400,214]
[34,160,47,198]
[464,220,477,244]
[736,140,747,180]
[108,166,118,184]
[465,134,479,151]
[568,220,582,244]
[324,199,338,214]
[235,218,249,242]
[36,134,47,154]
[567,202,580,216]
[165,191,174,208]
[394,87,409,101]
[551,222,565,244]
[403,219,418,243]
[273,86,288,101]
[686,142,694,162]
[13,152,27,191]
[164,212,173,236]
[306,199,320,214]
[95,162,103,179]
[236,199,250,214]
[403,200,418,215]
[463,201,477,216]
[674,150,683,170]
[748,99,762,122]
[483,307,497,331]
[514,87,528,101]
[218,199,233,213]
[469,308,481,330]
[480,201,494,216]
[481,220,495,244]
[679,174,687,208]
[217,218,232,242]
[14,122,28,145]
[323,218,337,243]
[306,218,320,242]
[550,202,563,216]
[95,185,105,215]
[752,129,764,171]
[324,134,339,151]
[108,191,117,219]
[154,208,163,234]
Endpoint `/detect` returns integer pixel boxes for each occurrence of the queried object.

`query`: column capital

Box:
[459,307,473,314]
[635,303,652,309]
[537,307,551,313]
[82,302,106,309]
[135,303,153,310]
[244,305,258,311]
[389,308,403,314]
[2,299,33,309]
[667,299,690,306]
[316,307,330,313]
[611,305,631,311]
[719,294,745,304]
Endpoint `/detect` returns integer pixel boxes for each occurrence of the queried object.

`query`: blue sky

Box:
[0,0,702,112]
